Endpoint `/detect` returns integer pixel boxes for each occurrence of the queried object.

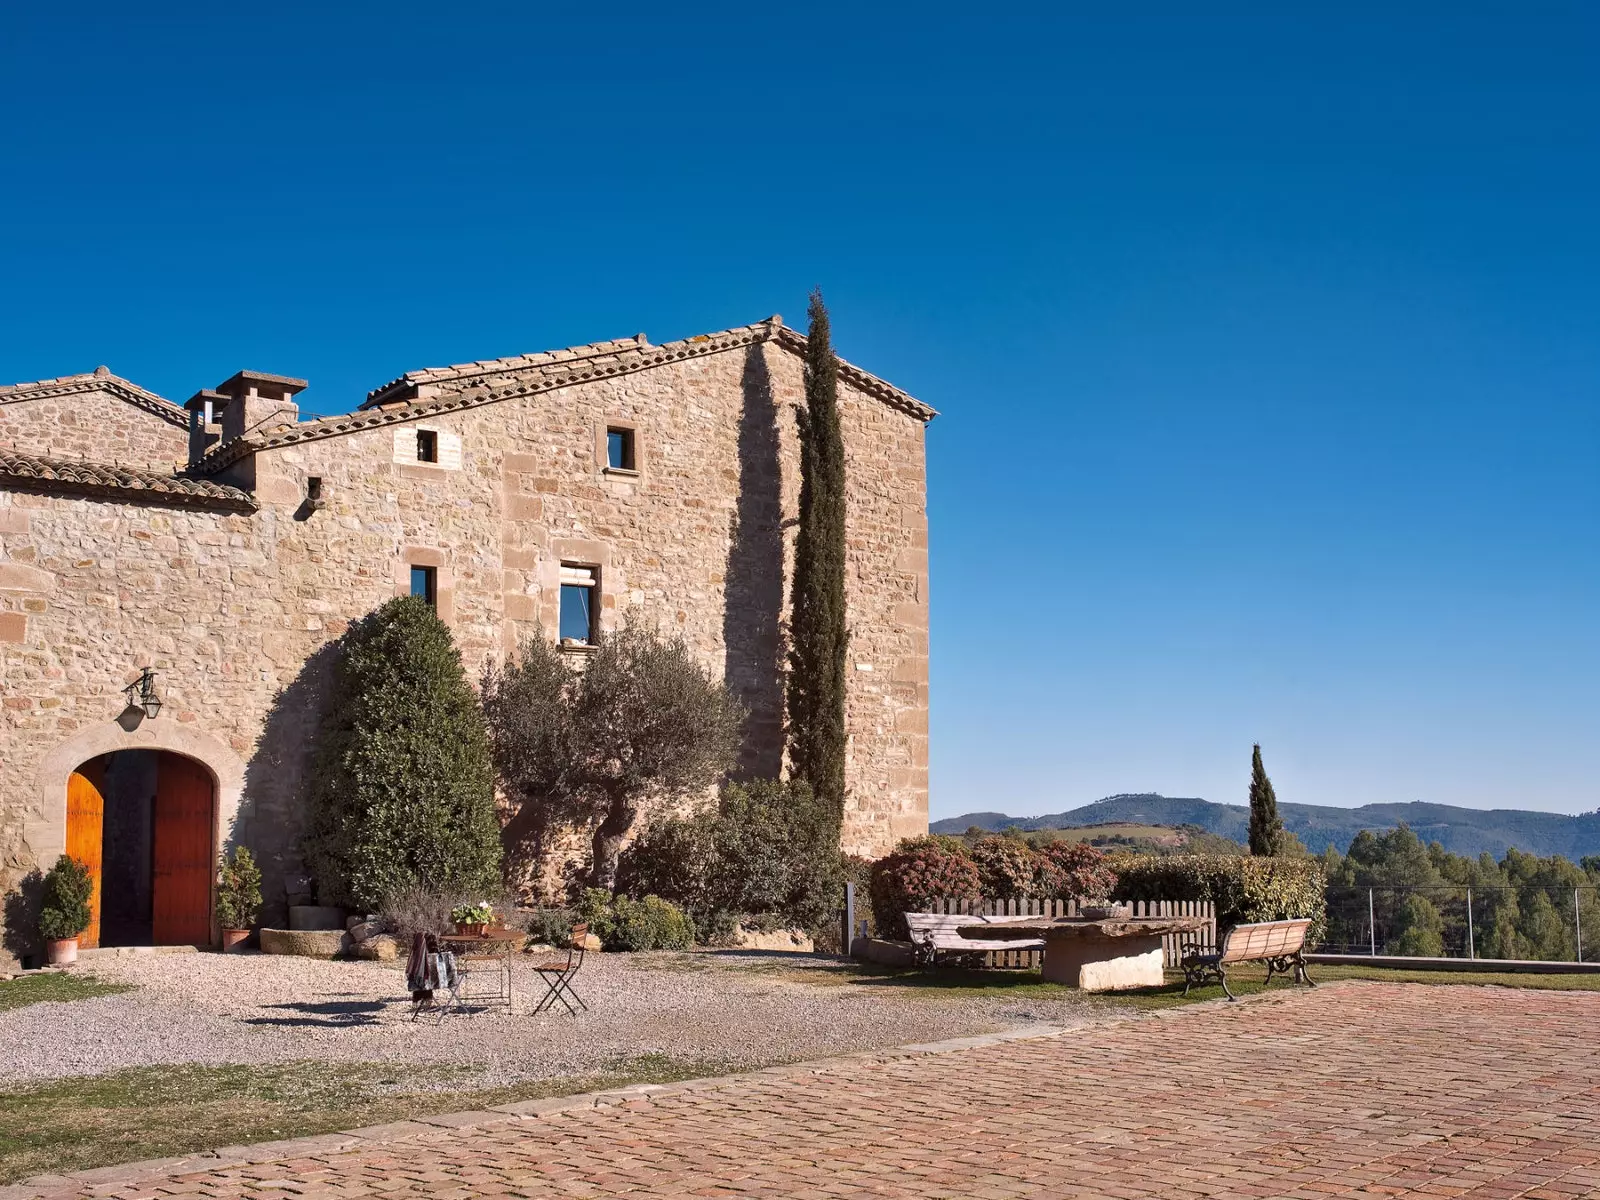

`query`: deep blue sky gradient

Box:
[3,5,1595,817]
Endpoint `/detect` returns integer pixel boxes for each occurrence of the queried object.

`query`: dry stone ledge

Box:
[259,928,351,958]
[731,925,814,953]
[353,933,400,961]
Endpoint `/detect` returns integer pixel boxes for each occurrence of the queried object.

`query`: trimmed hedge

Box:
[1111,854,1326,941]
[577,889,695,952]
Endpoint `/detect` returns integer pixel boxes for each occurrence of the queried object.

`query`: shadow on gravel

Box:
[245,999,388,1027]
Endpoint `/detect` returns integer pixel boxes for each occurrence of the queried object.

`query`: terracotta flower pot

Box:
[220,928,252,953]
[455,922,488,937]
[45,937,78,966]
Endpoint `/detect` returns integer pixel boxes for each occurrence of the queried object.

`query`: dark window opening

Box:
[559,565,596,643]
[410,565,437,607]
[417,429,438,463]
[606,428,635,471]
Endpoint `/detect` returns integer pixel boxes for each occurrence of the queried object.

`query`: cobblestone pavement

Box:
[20,982,1600,1199]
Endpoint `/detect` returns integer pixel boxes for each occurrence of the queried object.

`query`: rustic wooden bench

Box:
[1181,917,1314,1000]
[905,912,1046,967]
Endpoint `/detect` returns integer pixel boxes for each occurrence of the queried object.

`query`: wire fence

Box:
[1320,884,1600,963]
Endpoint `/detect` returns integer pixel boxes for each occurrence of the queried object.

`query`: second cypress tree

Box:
[786,290,849,818]
[1247,742,1286,856]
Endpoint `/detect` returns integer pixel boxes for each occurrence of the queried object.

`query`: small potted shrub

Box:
[451,901,493,936]
[38,854,94,965]
[216,846,263,952]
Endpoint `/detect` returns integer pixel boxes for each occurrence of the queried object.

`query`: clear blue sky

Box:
[3,5,1596,819]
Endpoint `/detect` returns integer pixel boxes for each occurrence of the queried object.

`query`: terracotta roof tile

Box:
[190,318,935,476]
[0,370,188,428]
[0,451,257,511]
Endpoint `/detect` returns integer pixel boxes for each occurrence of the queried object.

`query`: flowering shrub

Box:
[1035,842,1119,900]
[969,837,1041,900]
[869,839,982,939]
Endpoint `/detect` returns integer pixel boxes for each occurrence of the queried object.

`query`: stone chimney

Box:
[214,371,308,443]
[183,389,229,465]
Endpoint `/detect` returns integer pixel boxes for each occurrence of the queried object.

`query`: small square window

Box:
[410,565,437,607]
[606,427,635,471]
[416,429,438,463]
[559,564,596,644]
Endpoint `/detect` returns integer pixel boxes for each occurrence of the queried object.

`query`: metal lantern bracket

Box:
[124,667,162,719]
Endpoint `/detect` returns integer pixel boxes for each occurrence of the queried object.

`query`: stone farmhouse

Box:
[0,318,932,963]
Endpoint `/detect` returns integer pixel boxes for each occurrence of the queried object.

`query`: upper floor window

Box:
[410,565,437,607]
[606,427,635,471]
[559,564,597,645]
[417,429,438,463]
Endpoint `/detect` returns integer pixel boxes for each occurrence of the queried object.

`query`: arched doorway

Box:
[65,750,216,948]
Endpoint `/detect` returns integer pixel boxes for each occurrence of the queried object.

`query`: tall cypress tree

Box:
[786,290,849,818]
[1248,742,1286,857]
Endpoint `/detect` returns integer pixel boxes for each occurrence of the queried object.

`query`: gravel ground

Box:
[0,950,1111,1087]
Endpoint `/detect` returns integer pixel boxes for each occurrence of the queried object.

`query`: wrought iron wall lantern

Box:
[123,667,162,719]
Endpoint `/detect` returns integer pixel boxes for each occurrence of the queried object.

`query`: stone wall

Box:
[0,386,188,469]
[0,335,928,964]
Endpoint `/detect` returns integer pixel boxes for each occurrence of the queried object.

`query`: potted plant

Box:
[216,846,263,952]
[38,854,94,966]
[451,901,494,936]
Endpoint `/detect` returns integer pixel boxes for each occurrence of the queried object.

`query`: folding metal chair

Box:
[530,922,589,1016]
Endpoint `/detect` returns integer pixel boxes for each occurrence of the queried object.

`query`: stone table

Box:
[958,916,1209,991]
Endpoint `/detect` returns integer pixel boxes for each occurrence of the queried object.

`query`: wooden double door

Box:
[65,752,215,948]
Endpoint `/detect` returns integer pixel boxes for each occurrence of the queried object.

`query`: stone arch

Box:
[25,719,246,871]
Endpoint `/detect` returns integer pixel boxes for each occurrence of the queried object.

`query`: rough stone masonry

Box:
[0,317,933,964]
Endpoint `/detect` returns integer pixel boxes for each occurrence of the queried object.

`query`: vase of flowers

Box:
[451,901,494,936]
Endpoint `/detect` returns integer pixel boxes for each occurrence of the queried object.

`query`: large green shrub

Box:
[305,596,503,910]
[38,855,93,942]
[1111,854,1326,940]
[577,889,694,951]
[617,778,844,936]
[869,839,982,940]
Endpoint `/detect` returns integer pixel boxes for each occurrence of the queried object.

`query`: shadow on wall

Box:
[234,641,341,928]
[2,869,45,967]
[723,343,786,781]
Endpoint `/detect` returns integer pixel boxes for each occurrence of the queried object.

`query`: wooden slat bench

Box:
[905,912,1046,967]
[1180,918,1315,1000]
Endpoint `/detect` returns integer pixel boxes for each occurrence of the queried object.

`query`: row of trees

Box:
[1319,825,1600,961]
[307,293,852,914]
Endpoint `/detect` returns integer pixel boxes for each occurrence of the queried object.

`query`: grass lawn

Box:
[668,953,1600,1009]
[0,972,132,1014]
[0,1053,734,1184]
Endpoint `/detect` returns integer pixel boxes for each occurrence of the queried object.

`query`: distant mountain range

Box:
[931,793,1600,860]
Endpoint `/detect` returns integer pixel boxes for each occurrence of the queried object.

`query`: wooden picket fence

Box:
[922,897,1217,969]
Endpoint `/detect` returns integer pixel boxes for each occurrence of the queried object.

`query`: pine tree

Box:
[786,289,849,819]
[1248,743,1286,857]
[305,596,503,909]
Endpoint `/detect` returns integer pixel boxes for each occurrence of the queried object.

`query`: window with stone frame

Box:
[410,565,437,607]
[558,564,597,644]
[416,429,438,463]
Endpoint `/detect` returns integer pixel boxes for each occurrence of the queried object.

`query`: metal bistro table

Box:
[958,915,1209,992]
[438,928,523,1013]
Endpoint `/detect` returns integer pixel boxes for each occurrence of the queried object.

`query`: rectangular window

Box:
[606,427,635,471]
[558,564,597,644]
[416,429,438,463]
[410,565,437,607]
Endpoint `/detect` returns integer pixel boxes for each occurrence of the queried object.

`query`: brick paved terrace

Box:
[14,982,1600,1199]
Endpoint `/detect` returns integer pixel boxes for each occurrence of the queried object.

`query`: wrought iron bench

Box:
[905,912,1046,967]
[1181,917,1314,1000]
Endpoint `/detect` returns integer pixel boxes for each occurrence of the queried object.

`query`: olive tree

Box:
[484,621,743,890]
